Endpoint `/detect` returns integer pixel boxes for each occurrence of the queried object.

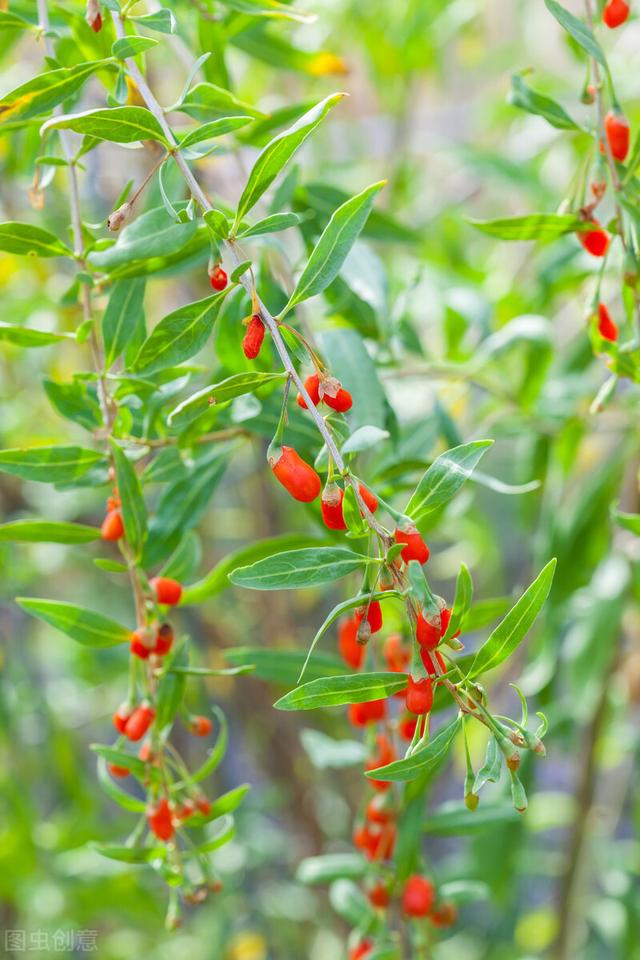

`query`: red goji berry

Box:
[112,701,132,734]
[395,526,430,564]
[125,701,155,742]
[154,622,174,656]
[270,445,321,502]
[189,715,212,737]
[139,740,154,763]
[323,386,353,413]
[402,875,435,917]
[358,484,378,515]
[604,110,630,161]
[398,714,418,740]
[296,373,321,409]
[421,648,447,679]
[356,599,383,635]
[349,940,374,960]
[597,302,618,341]
[348,699,386,727]
[366,794,394,824]
[150,577,183,606]
[384,634,410,673]
[108,763,129,778]
[242,313,265,359]
[130,627,155,660]
[603,0,630,25]
[430,901,458,927]
[406,675,433,715]
[147,797,174,841]
[415,612,441,650]
[209,265,227,291]
[321,482,347,530]
[195,795,211,817]
[578,220,610,257]
[366,734,394,790]
[338,616,364,669]
[368,883,390,908]
[101,508,124,541]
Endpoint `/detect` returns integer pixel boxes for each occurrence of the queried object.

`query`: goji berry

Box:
[321,482,347,530]
[270,445,321,502]
[242,313,265,359]
[108,763,129,777]
[150,577,183,606]
[189,715,212,737]
[395,526,430,564]
[368,883,390,908]
[154,622,174,656]
[349,940,374,960]
[125,701,155,741]
[603,0,630,25]
[597,302,618,341]
[338,616,364,669]
[366,794,394,824]
[195,795,211,817]
[416,612,441,650]
[323,386,353,413]
[430,901,458,928]
[402,875,435,917]
[421,648,447,679]
[348,699,386,727]
[358,484,378,515]
[578,220,610,257]
[296,373,321,409]
[406,675,433,715]
[384,634,410,673]
[112,701,132,734]
[147,796,174,841]
[209,265,227,291]
[356,599,383,635]
[139,740,154,763]
[366,734,394,790]
[398,714,418,740]
[604,110,630,161]
[130,627,155,660]
[101,508,124,541]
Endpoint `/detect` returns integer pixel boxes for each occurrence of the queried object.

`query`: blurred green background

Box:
[0,1,639,958]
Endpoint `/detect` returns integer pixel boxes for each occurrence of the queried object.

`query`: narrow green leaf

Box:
[366,717,462,783]
[229,546,368,590]
[0,323,72,347]
[274,672,407,711]
[178,82,264,123]
[0,446,106,484]
[0,222,71,257]
[329,879,376,929]
[179,115,253,149]
[544,0,607,68]
[469,214,583,240]
[92,843,163,864]
[110,442,147,557]
[225,647,347,685]
[133,292,227,374]
[284,181,385,313]
[96,756,146,812]
[88,206,198,270]
[17,598,130,647]
[405,441,493,521]
[43,378,102,431]
[102,278,146,368]
[473,736,502,793]
[443,563,473,641]
[468,559,557,679]
[297,853,366,884]
[0,60,113,125]
[612,507,640,535]
[0,520,100,544]
[423,801,518,835]
[509,74,581,131]
[236,212,301,239]
[216,0,315,22]
[168,371,286,426]
[234,93,344,226]
[129,8,177,33]
[41,106,168,145]
[112,36,159,60]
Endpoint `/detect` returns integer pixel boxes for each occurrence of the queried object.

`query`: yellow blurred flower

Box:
[227,931,268,960]
[308,52,349,77]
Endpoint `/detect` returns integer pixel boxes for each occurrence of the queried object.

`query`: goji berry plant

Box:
[0,2,638,959]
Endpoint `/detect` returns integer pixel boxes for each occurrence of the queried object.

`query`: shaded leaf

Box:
[230,546,368,590]
[17,598,130,647]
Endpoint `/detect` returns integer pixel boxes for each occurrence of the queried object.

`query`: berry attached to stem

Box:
[270,445,321,502]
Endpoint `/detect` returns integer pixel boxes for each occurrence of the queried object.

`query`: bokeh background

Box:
[1,1,639,959]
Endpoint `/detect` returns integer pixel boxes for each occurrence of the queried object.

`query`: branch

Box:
[110,9,389,541]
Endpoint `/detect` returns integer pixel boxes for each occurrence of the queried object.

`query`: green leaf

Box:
[236,212,301,239]
[181,533,318,604]
[342,425,390,455]
[405,441,493,522]
[229,546,368,590]
[0,446,106,484]
[112,36,159,60]
[168,371,286,426]
[178,82,264,123]
[274,672,407,711]
[317,327,388,430]
[234,93,344,227]
[97,756,146,812]
[225,647,347,685]
[0,322,73,346]
[203,209,230,239]
[0,222,71,257]
[129,8,177,33]
[205,784,249,820]
[469,214,583,240]
[216,0,315,22]
[155,642,188,732]
[423,801,518,835]
[41,107,168,145]
[110,442,147,557]
[329,879,376,929]
[443,563,473,641]
[297,853,366,885]
[133,292,227,374]
[102,278,146,368]
[179,115,253,149]
[544,0,607,68]
[612,507,640,536]
[0,60,113,126]
[509,74,581,131]
[366,717,462,783]
[92,843,163,864]
[468,559,557,679]
[90,744,149,780]
[89,206,198,270]
[43,378,102,431]
[0,520,101,544]
[473,736,502,793]
[17,598,130,648]
[283,181,385,313]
